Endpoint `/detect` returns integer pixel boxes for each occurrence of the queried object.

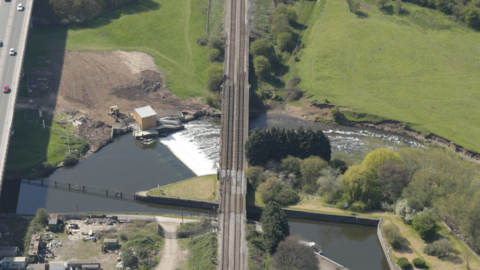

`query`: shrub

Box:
[35,208,49,226]
[383,224,406,249]
[196,35,208,46]
[204,64,224,92]
[349,201,368,212]
[121,248,138,267]
[250,38,275,60]
[397,257,411,269]
[412,258,426,268]
[412,213,437,239]
[119,233,128,241]
[277,31,295,51]
[207,48,222,62]
[262,183,300,206]
[331,105,344,121]
[424,239,452,258]
[253,56,271,78]
[63,154,79,166]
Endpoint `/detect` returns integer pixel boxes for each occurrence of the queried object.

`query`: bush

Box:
[383,224,406,249]
[277,31,295,52]
[424,239,452,258]
[253,56,271,78]
[262,183,300,206]
[250,38,275,60]
[412,213,437,239]
[63,154,79,166]
[121,248,138,267]
[246,166,266,189]
[397,257,411,269]
[207,48,222,62]
[35,208,49,226]
[330,106,344,121]
[204,64,224,92]
[349,201,368,212]
[412,258,426,268]
[119,233,128,241]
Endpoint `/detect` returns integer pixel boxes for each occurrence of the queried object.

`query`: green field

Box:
[26,0,219,99]
[5,110,88,175]
[148,174,217,201]
[295,0,480,152]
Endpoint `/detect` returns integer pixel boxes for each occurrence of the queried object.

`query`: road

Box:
[217,0,250,268]
[0,0,33,194]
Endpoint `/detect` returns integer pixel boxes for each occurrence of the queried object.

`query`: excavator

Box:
[108,106,122,122]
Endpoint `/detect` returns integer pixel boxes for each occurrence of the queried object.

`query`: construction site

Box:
[16,50,216,153]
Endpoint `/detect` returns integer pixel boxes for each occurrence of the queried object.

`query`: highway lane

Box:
[0,0,31,194]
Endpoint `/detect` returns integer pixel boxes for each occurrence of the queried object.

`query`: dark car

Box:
[3,85,9,93]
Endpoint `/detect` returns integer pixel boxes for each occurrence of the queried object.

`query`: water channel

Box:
[5,113,421,270]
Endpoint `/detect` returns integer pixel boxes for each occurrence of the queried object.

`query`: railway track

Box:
[218,0,249,268]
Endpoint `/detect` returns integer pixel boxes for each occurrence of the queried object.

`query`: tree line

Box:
[245,127,331,167]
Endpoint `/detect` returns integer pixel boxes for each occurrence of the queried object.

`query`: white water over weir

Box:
[159,118,221,176]
[158,115,421,176]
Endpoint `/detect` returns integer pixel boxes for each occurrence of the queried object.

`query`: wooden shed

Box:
[134,106,157,130]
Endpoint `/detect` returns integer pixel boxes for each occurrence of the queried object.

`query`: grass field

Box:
[5,110,88,175]
[295,0,480,152]
[26,0,219,99]
[148,174,217,201]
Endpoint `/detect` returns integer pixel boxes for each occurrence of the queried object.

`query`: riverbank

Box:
[271,97,480,165]
[144,174,217,202]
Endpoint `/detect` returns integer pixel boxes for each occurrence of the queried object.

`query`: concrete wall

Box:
[247,206,379,226]
[377,218,399,270]
[135,195,218,210]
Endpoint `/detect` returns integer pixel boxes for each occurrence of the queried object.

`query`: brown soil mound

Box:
[111,70,163,100]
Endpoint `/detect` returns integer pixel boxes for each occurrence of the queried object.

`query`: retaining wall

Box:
[377,218,399,270]
[247,206,379,226]
[135,195,219,210]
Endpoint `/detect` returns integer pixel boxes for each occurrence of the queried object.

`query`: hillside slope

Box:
[296,0,480,152]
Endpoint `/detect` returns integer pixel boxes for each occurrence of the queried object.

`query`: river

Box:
[5,113,421,270]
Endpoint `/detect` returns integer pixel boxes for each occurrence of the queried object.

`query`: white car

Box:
[9,48,14,56]
[17,4,23,11]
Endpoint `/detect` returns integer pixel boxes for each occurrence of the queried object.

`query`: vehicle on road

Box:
[17,4,23,11]
[9,48,14,55]
[0,40,2,47]
[3,85,9,94]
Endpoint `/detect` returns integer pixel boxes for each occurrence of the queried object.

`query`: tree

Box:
[342,164,381,210]
[300,156,328,186]
[262,183,300,206]
[394,0,403,15]
[35,208,49,226]
[462,6,480,28]
[63,154,78,166]
[121,249,138,267]
[273,4,298,23]
[397,257,411,269]
[261,201,290,254]
[246,166,266,189]
[204,64,224,92]
[207,48,222,62]
[272,14,292,34]
[271,235,318,270]
[346,0,361,13]
[362,148,402,173]
[376,0,389,9]
[250,38,275,60]
[377,162,408,202]
[330,105,344,121]
[412,213,437,239]
[277,31,295,52]
[253,56,271,78]
[281,156,302,176]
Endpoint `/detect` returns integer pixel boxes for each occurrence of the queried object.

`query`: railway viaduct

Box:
[217,0,250,268]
